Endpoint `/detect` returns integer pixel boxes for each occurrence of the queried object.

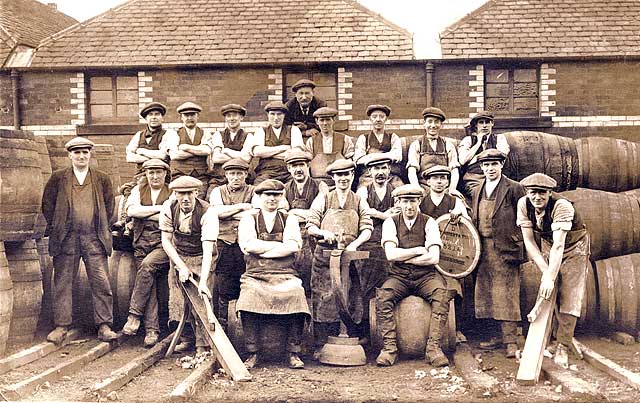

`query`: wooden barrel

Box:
[4,240,43,344]
[0,129,44,242]
[108,250,136,328]
[36,237,54,329]
[594,254,640,335]
[560,188,640,261]
[45,136,75,172]
[502,131,579,191]
[369,296,456,357]
[34,136,53,185]
[576,137,640,192]
[0,242,13,355]
[623,188,640,201]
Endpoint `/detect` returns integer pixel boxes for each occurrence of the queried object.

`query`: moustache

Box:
[375,173,387,180]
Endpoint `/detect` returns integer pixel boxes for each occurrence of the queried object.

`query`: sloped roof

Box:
[440,0,640,59]
[0,0,77,64]
[30,0,414,68]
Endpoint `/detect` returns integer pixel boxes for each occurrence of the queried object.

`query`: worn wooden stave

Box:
[576,137,640,192]
[0,242,13,356]
[594,254,640,335]
[36,237,55,329]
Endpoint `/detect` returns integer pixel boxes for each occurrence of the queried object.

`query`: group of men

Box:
[40,78,588,372]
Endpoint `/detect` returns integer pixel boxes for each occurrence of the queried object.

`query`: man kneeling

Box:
[236,179,310,369]
[376,184,452,367]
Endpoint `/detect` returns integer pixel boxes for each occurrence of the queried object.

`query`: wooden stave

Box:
[576,137,640,192]
[0,242,14,356]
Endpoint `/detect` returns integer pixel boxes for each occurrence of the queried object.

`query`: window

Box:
[485,67,538,116]
[88,75,138,124]
[284,68,337,109]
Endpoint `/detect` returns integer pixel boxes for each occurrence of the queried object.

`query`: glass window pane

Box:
[486,83,510,98]
[315,86,336,103]
[514,69,537,82]
[90,76,112,90]
[513,97,538,112]
[116,89,138,104]
[311,72,336,86]
[90,90,113,105]
[91,104,113,118]
[486,69,509,83]
[116,104,139,118]
[116,76,138,90]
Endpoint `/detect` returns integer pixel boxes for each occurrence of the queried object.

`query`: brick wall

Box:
[433,63,473,120]
[20,72,75,126]
[0,73,13,127]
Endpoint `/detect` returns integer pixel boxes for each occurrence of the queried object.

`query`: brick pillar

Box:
[70,72,85,126]
[337,67,352,121]
[468,65,484,117]
[267,69,283,102]
[138,72,153,123]
[540,64,557,117]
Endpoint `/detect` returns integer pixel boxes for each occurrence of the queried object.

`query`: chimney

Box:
[47,3,57,10]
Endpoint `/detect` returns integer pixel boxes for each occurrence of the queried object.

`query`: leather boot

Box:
[426,299,449,367]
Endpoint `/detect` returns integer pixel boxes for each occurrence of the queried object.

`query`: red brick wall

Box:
[433,63,472,120]
[150,67,271,123]
[20,72,74,126]
[0,73,13,126]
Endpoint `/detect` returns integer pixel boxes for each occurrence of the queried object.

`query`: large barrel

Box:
[108,250,136,328]
[560,188,640,261]
[32,137,53,239]
[594,254,640,335]
[45,136,74,172]
[0,242,13,355]
[36,237,54,329]
[502,131,579,191]
[4,240,43,344]
[623,188,640,201]
[576,137,640,192]
[0,129,44,241]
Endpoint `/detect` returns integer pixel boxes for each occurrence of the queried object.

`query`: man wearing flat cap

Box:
[236,179,311,369]
[42,137,118,344]
[208,104,253,190]
[406,107,461,197]
[305,107,355,187]
[160,176,219,355]
[122,159,172,347]
[126,102,175,171]
[375,184,453,367]
[164,102,214,198]
[470,149,525,358]
[458,111,510,197]
[353,105,404,189]
[306,159,373,356]
[284,79,327,140]
[517,173,589,368]
[208,158,256,329]
[251,101,304,184]
[420,165,469,220]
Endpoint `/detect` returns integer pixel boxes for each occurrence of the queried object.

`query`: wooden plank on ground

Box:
[516,289,557,385]
[0,335,124,401]
[0,329,81,375]
[574,338,640,392]
[453,343,501,398]
[541,357,603,399]
[169,357,217,402]
[92,332,175,397]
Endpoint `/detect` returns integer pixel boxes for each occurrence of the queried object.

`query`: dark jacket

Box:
[284,96,327,131]
[471,175,525,265]
[42,167,115,257]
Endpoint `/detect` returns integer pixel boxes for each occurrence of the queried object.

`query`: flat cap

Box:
[264,101,289,113]
[366,104,391,117]
[176,101,202,114]
[254,179,285,195]
[421,107,446,122]
[392,184,425,199]
[284,148,312,164]
[169,176,202,192]
[222,158,250,171]
[326,158,356,175]
[520,173,557,190]
[142,158,170,171]
[476,148,507,163]
[365,153,392,167]
[65,137,94,151]
[422,164,451,179]
[469,110,494,128]
[220,103,247,116]
[139,102,167,118]
[313,107,338,118]
[291,79,317,92]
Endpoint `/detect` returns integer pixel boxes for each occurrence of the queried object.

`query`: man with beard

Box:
[353,105,404,189]
[458,111,510,197]
[208,158,256,329]
[470,149,525,358]
[160,176,219,355]
[122,159,172,347]
[306,159,372,357]
[284,79,326,141]
[126,102,174,171]
[164,102,214,198]
[209,104,253,190]
[252,101,304,184]
[236,179,311,369]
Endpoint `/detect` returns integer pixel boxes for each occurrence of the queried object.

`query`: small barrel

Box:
[0,129,44,242]
[560,188,640,261]
[594,254,640,335]
[36,237,54,329]
[4,240,43,345]
[576,137,640,192]
[108,250,137,328]
[0,242,14,356]
[369,296,455,357]
[502,131,579,191]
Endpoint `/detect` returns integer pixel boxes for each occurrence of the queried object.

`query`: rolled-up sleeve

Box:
[238,213,257,254]
[406,139,421,169]
[357,195,374,232]
[160,129,179,154]
[284,215,303,249]
[126,132,142,154]
[496,133,510,156]
[125,185,141,216]
[290,126,304,149]
[389,133,402,162]
[200,208,219,242]
[159,200,174,232]
[343,135,356,159]
[250,127,266,155]
[445,140,460,169]
[424,217,443,249]
[381,217,398,248]
[550,199,575,232]
[516,196,533,228]
[305,193,326,229]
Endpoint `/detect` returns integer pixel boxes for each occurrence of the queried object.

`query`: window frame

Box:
[484,64,540,117]
[86,73,139,125]
[283,66,338,109]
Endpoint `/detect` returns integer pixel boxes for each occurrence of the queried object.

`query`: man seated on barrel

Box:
[517,173,589,368]
[376,184,452,367]
[122,159,172,347]
[160,176,219,355]
[236,179,311,370]
[306,159,372,358]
